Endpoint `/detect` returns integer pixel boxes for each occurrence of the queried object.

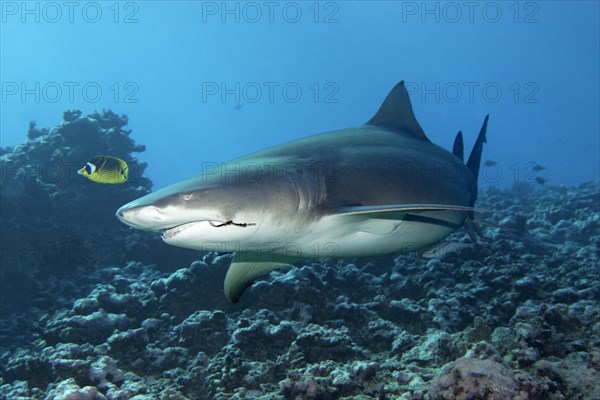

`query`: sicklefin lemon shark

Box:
[116,81,489,303]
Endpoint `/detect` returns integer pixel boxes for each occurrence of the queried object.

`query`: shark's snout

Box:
[116,203,165,231]
[116,206,127,221]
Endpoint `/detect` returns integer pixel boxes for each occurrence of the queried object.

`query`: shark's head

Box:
[116,181,259,250]
[116,164,319,251]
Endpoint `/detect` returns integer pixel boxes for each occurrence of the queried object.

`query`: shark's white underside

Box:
[160,209,465,258]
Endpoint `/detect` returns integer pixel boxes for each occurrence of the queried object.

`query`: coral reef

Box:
[0,111,197,342]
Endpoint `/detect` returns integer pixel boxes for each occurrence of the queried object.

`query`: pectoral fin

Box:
[334,204,493,218]
[332,204,496,231]
[224,253,293,303]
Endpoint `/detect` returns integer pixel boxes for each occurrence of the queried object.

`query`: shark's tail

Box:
[466,115,489,183]
[464,115,490,242]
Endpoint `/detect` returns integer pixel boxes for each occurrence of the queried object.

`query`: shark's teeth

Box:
[161,222,202,240]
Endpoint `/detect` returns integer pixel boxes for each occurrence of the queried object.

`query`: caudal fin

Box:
[466,115,489,183]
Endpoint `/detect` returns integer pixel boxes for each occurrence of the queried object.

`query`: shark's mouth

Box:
[161,221,204,240]
[161,220,257,240]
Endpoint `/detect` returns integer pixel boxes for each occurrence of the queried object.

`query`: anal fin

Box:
[464,217,487,242]
[224,253,293,303]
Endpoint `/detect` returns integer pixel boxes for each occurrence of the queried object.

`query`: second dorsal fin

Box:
[367,81,429,141]
[453,131,464,161]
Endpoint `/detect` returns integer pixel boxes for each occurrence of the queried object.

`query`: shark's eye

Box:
[182,194,193,201]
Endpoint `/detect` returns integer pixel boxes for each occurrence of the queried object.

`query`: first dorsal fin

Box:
[367,81,429,141]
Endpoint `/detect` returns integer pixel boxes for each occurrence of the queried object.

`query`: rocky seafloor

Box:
[1,112,599,399]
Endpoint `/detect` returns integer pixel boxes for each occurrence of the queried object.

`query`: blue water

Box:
[1,1,598,190]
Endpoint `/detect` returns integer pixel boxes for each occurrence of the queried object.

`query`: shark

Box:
[116,81,489,303]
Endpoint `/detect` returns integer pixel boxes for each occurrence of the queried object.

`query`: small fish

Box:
[78,156,128,184]
[484,160,497,167]
[532,164,545,171]
[421,241,473,259]
[234,104,243,110]
[535,176,546,185]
